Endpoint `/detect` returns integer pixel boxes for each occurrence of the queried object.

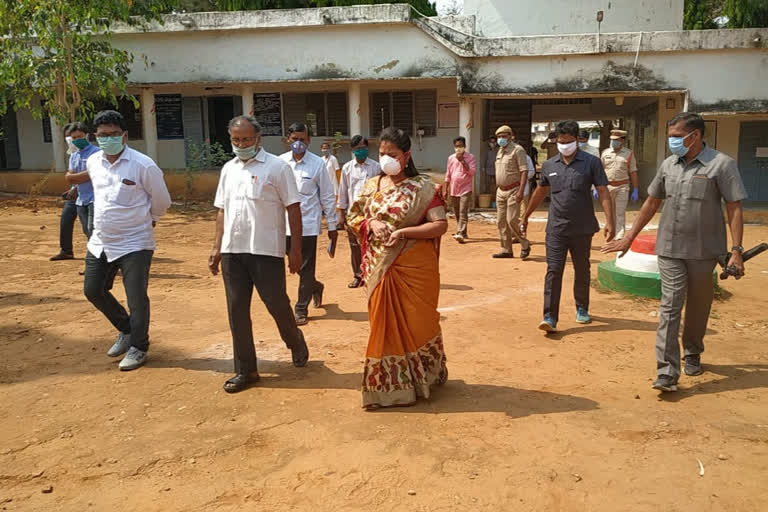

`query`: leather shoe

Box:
[492,252,514,259]
[348,277,362,288]
[223,372,261,393]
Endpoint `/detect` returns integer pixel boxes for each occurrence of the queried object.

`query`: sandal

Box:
[223,372,260,393]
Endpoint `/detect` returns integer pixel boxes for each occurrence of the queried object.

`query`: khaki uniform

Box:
[495,143,530,254]
[600,146,637,238]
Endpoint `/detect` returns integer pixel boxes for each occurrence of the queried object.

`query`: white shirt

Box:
[279,150,338,236]
[524,155,536,196]
[337,157,381,212]
[86,146,171,262]
[582,144,600,157]
[214,149,301,257]
[322,153,340,194]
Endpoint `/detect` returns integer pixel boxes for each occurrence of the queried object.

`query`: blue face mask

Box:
[668,131,695,157]
[96,136,125,156]
[232,144,258,161]
[352,148,369,161]
[610,139,623,150]
[497,137,509,147]
[290,140,308,154]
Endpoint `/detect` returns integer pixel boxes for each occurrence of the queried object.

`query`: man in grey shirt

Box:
[604,112,747,392]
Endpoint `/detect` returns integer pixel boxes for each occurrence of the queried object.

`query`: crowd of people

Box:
[51,108,747,406]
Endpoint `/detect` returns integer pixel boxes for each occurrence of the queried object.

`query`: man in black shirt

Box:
[521,120,615,333]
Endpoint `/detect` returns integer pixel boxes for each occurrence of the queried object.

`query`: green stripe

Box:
[597,260,662,299]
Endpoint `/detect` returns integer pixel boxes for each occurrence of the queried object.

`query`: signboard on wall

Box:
[253,93,283,136]
[438,103,459,129]
[155,94,184,140]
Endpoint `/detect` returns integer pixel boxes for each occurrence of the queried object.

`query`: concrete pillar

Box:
[241,84,254,116]
[50,117,67,172]
[141,88,158,162]
[348,83,362,137]
[459,98,476,193]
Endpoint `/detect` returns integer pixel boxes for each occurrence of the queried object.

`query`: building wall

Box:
[464,0,683,37]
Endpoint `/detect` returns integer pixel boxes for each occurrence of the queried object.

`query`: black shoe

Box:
[223,372,260,393]
[291,330,309,368]
[652,375,678,392]
[295,312,309,326]
[50,252,74,261]
[520,247,531,260]
[492,252,514,259]
[348,277,362,288]
[312,282,324,308]
[684,355,703,376]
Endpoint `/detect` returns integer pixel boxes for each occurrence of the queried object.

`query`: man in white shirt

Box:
[65,110,171,371]
[320,141,340,195]
[579,130,600,157]
[337,135,381,288]
[280,123,338,326]
[208,116,309,394]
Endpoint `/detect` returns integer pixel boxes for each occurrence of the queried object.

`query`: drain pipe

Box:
[595,10,604,53]
[634,31,644,67]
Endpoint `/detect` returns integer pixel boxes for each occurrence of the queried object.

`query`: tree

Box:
[0,1,172,125]
[438,0,463,16]
[684,0,768,29]
[683,0,719,30]
[723,0,768,28]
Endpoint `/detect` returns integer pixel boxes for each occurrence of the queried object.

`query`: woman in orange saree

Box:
[347,127,449,409]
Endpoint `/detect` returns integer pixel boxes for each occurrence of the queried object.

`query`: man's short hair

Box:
[453,136,466,146]
[287,122,311,136]
[555,120,580,138]
[228,115,262,134]
[93,110,127,131]
[68,121,91,135]
[668,112,706,137]
[350,135,368,147]
[578,130,590,139]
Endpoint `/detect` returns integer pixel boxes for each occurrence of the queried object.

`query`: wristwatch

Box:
[731,245,744,253]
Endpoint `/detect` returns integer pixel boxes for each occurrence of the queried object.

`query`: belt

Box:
[498,182,521,191]
[608,180,629,186]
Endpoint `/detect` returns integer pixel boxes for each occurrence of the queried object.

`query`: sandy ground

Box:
[1,197,767,512]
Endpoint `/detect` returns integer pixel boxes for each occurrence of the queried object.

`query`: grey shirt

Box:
[648,145,747,260]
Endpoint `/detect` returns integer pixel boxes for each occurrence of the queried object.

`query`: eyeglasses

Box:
[231,137,256,145]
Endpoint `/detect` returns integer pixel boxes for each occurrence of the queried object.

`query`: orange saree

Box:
[347,174,448,408]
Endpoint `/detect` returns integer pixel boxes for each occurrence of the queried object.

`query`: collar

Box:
[554,150,585,164]
[678,143,715,166]
[239,147,267,166]
[78,144,96,154]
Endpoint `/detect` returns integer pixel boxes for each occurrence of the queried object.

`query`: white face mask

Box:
[557,141,578,157]
[379,154,402,176]
[65,136,77,155]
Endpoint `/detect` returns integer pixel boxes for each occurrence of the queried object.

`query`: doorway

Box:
[0,110,21,170]
[207,97,235,151]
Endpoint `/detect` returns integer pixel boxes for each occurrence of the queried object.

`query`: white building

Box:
[1,1,767,201]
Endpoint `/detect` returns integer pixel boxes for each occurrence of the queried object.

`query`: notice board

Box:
[253,93,283,136]
[155,94,184,140]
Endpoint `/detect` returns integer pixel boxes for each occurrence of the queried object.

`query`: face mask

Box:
[352,148,369,161]
[497,138,509,147]
[65,136,77,155]
[455,147,466,155]
[557,141,578,157]
[610,139,623,150]
[379,154,402,176]
[290,140,307,154]
[578,142,588,149]
[232,144,258,161]
[73,138,90,150]
[321,148,330,156]
[668,131,695,157]
[96,135,125,156]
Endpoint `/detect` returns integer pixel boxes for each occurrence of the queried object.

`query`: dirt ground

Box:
[1,197,767,512]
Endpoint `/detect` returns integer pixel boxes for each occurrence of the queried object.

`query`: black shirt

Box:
[539,150,608,236]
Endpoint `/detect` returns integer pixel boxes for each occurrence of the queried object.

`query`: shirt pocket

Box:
[547,173,565,193]
[245,178,265,200]
[114,182,140,206]
[686,175,711,200]
[570,171,591,191]
[298,174,316,195]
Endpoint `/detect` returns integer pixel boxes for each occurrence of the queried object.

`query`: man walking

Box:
[578,130,600,157]
[483,136,497,194]
[600,129,639,239]
[337,135,380,288]
[280,123,338,325]
[320,141,340,195]
[65,110,171,370]
[603,112,747,392]
[209,115,309,393]
[521,120,615,333]
[493,125,530,259]
[444,136,476,244]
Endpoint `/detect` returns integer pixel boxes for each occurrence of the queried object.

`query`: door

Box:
[0,109,21,170]
[738,121,768,202]
[207,97,235,151]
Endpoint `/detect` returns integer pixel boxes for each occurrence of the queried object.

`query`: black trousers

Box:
[544,233,593,323]
[347,229,363,280]
[221,253,303,375]
[285,235,322,315]
[84,249,153,351]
